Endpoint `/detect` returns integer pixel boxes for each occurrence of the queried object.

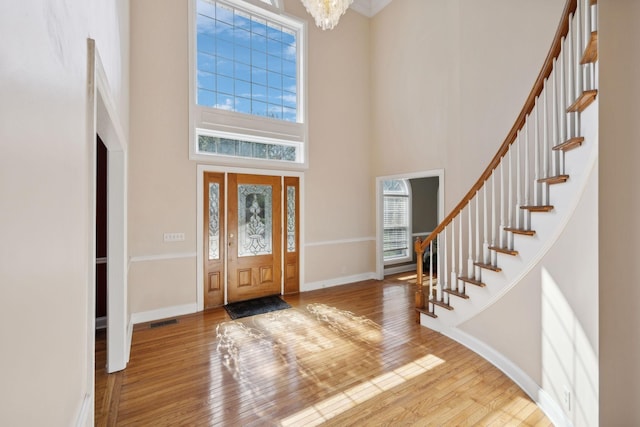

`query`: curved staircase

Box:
[414,0,599,330]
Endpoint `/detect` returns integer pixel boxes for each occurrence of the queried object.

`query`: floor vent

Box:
[149,319,178,329]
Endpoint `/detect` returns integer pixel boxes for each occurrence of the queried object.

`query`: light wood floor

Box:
[95,274,551,426]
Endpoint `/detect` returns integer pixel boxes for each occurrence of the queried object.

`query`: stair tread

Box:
[415,307,437,318]
[521,205,554,212]
[538,174,569,185]
[581,31,598,64]
[458,276,487,287]
[553,137,584,152]
[474,262,502,272]
[489,246,519,256]
[443,288,470,299]
[430,299,454,311]
[567,89,598,113]
[504,227,536,236]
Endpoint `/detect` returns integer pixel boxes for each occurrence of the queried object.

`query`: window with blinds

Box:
[383,179,412,263]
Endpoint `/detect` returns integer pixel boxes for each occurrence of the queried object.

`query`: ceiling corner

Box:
[350,0,393,18]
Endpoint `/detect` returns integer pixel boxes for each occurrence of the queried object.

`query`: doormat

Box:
[224,295,291,320]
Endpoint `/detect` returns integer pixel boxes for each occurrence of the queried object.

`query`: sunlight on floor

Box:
[279,353,445,427]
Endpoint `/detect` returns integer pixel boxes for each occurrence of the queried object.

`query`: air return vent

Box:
[149,319,178,329]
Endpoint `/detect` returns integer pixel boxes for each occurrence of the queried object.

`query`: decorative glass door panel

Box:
[203,172,225,308]
[227,174,281,303]
[284,176,299,294]
[237,184,273,257]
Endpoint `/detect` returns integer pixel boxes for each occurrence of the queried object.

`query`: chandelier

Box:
[300,0,354,31]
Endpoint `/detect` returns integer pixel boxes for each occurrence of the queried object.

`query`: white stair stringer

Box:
[421,98,598,331]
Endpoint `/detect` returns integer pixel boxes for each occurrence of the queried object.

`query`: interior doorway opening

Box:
[376,170,444,279]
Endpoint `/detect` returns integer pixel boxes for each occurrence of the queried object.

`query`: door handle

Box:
[229,233,234,246]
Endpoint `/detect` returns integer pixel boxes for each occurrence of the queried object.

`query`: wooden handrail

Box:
[417,0,577,253]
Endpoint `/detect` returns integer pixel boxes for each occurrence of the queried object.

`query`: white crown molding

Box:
[350,0,393,18]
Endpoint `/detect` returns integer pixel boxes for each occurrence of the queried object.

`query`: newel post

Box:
[414,237,425,311]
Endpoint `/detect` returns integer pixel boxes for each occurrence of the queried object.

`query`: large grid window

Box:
[196,0,297,121]
[383,179,412,263]
[191,0,306,166]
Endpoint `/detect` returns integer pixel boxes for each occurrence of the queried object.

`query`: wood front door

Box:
[227,173,282,303]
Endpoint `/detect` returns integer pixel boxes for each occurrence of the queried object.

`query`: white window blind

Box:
[383,180,411,263]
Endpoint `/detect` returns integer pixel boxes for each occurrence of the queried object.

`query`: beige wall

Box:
[371,0,564,208]
[460,166,599,426]
[599,0,640,424]
[0,0,129,425]
[128,0,372,311]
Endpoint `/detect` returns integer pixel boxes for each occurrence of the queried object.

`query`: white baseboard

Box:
[302,272,377,292]
[384,263,416,275]
[437,326,572,427]
[130,303,198,325]
[126,317,134,362]
[75,393,93,427]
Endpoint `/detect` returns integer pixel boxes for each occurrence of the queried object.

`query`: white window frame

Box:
[188,0,308,169]
[382,179,413,265]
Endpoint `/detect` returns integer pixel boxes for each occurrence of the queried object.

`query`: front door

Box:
[203,172,298,308]
[227,173,282,303]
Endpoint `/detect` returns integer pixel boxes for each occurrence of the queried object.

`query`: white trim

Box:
[131,303,199,325]
[75,393,92,427]
[382,178,413,265]
[87,38,129,375]
[188,0,309,169]
[305,236,375,247]
[303,272,377,292]
[125,320,134,362]
[384,263,416,276]
[129,252,197,264]
[432,325,572,427]
[375,169,444,280]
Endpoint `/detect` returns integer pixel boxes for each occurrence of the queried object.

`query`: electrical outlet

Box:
[563,387,571,411]
[163,232,185,242]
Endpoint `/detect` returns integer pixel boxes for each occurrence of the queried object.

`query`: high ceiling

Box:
[350,0,393,17]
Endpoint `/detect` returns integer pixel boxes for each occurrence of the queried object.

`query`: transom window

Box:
[190,0,306,167]
[383,179,412,264]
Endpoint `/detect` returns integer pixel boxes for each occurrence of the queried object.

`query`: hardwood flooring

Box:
[95,274,551,426]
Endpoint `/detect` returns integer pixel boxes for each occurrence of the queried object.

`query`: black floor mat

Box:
[224,295,291,320]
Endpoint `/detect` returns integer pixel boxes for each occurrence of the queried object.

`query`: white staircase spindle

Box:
[499,159,505,249]
[475,190,481,279]
[451,218,456,294]
[428,240,434,308]
[559,36,567,175]
[508,148,514,249]
[533,98,540,207]
[566,16,575,141]
[468,198,475,280]
[491,172,497,266]
[483,185,489,264]
[443,226,449,305]
[576,0,583,95]
[459,210,463,294]
[573,7,582,139]
[551,58,559,177]
[524,120,530,230]
[542,81,549,206]
[516,131,522,230]
[437,234,443,302]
